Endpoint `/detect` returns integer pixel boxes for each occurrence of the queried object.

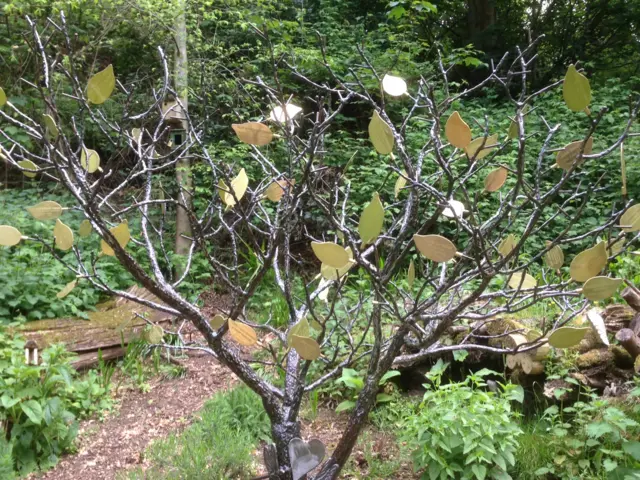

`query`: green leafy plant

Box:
[335,368,401,413]
[402,361,524,480]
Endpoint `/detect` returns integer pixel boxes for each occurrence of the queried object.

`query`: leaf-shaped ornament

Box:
[0,226,22,247]
[87,64,115,105]
[508,272,537,289]
[382,74,407,97]
[563,65,591,112]
[582,276,622,301]
[586,309,609,346]
[548,326,590,349]
[18,160,38,178]
[465,134,498,161]
[232,122,273,146]
[408,259,415,288]
[291,335,321,361]
[101,222,131,256]
[484,167,508,192]
[228,319,257,346]
[445,111,472,149]
[620,204,640,232]
[0,87,6,107]
[569,241,607,282]
[556,137,593,170]
[210,314,226,329]
[81,148,101,173]
[413,235,457,263]
[358,192,384,246]
[27,201,63,220]
[78,220,93,237]
[269,104,303,123]
[498,234,517,257]
[42,114,59,141]
[56,280,77,299]
[311,242,350,269]
[394,171,407,199]
[219,169,249,207]
[368,111,394,155]
[287,318,310,346]
[543,242,564,270]
[442,199,466,219]
[53,219,74,251]
[321,247,354,280]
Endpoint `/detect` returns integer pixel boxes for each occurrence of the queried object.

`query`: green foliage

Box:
[0,327,112,476]
[334,367,400,413]
[402,361,524,480]
[126,386,270,480]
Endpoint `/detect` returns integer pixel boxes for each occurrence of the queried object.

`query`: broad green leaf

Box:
[101,222,131,256]
[484,167,508,192]
[311,241,350,269]
[548,327,590,348]
[569,241,607,282]
[376,393,394,403]
[56,279,77,299]
[87,64,115,104]
[228,319,257,346]
[382,74,407,96]
[53,219,74,251]
[27,201,63,220]
[0,225,22,247]
[582,277,622,301]
[445,111,472,149]
[232,122,273,146]
[563,65,591,112]
[622,441,640,461]
[81,147,101,173]
[368,111,394,155]
[21,400,43,425]
[0,87,6,107]
[379,370,401,385]
[335,400,356,413]
[78,219,93,237]
[358,192,384,246]
[18,160,38,178]
[42,114,59,141]
[291,334,321,360]
[413,234,457,263]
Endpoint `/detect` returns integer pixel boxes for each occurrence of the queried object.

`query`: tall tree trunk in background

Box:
[174,0,192,277]
[467,0,496,51]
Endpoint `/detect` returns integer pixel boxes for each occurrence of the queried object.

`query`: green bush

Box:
[127,386,270,480]
[402,360,524,480]
[0,327,112,475]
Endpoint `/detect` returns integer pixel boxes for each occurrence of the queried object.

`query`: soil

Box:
[31,353,236,480]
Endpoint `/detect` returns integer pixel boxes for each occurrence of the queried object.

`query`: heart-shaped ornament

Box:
[289,437,326,480]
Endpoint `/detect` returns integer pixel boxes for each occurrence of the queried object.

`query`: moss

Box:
[610,345,634,369]
[576,348,614,369]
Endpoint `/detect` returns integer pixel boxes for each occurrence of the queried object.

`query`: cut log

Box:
[630,313,640,336]
[576,348,614,369]
[602,304,635,333]
[610,345,635,369]
[521,356,544,375]
[622,287,640,312]
[615,328,640,360]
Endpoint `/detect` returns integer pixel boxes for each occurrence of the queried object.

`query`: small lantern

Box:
[161,99,187,127]
[24,339,38,365]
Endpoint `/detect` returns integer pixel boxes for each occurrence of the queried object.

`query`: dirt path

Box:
[32,354,234,480]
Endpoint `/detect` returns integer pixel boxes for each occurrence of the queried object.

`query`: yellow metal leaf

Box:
[358,192,384,246]
[498,234,517,257]
[484,167,508,192]
[445,111,472,149]
[556,137,593,170]
[465,134,498,161]
[321,247,354,280]
[56,279,77,299]
[621,143,627,196]
[585,309,609,346]
[563,65,591,113]
[548,326,590,349]
[78,219,93,237]
[382,74,408,97]
[582,276,622,301]
[228,319,257,346]
[608,237,625,256]
[543,242,564,269]
[42,114,59,141]
[413,234,457,263]
[508,272,537,289]
[0,225,22,247]
[368,111,394,155]
[101,222,131,256]
[266,179,293,202]
[394,170,407,199]
[291,334,321,360]
[0,87,6,107]
[27,201,63,221]
[87,64,115,105]
[311,241,350,269]
[81,148,101,173]
[210,314,226,329]
[287,318,310,346]
[219,169,249,207]
[620,204,640,232]
[145,325,164,344]
[18,160,38,178]
[232,122,273,146]
[53,219,74,251]
[408,259,415,288]
[569,241,607,282]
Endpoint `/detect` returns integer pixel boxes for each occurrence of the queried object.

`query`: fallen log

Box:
[615,328,640,360]
[621,287,640,312]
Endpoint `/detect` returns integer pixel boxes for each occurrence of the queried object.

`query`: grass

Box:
[125,386,271,480]
[511,420,557,480]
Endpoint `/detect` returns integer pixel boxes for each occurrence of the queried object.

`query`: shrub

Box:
[0,327,112,475]
[402,360,524,480]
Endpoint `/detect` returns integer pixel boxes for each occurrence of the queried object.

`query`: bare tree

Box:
[1,17,639,479]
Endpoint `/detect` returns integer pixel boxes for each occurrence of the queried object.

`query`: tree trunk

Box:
[173,0,193,277]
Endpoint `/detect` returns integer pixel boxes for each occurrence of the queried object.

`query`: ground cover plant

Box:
[2,4,640,480]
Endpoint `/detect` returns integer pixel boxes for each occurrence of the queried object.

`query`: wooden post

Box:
[615,328,640,359]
